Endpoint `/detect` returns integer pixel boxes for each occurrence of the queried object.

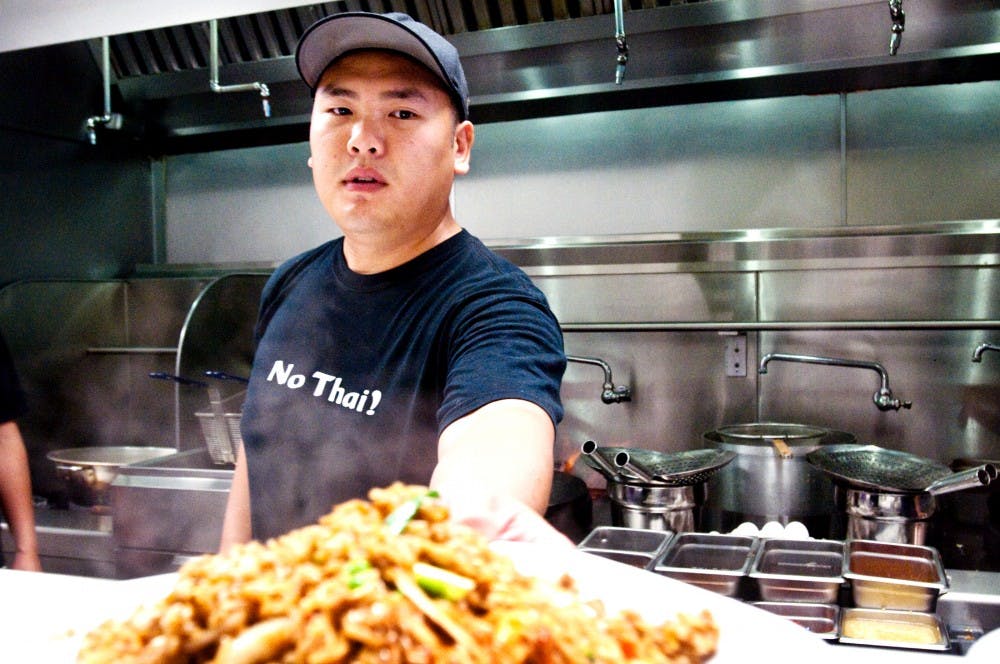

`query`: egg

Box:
[759,521,785,538]
[729,522,759,537]
[784,521,810,539]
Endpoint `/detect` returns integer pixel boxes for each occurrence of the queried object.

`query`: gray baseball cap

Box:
[295,11,470,121]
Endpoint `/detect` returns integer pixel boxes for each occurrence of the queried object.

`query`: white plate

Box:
[12,544,839,663]
[493,541,838,663]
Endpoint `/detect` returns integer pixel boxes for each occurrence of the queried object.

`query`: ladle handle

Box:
[581,440,620,481]
[926,464,996,496]
[613,450,657,483]
[768,438,793,459]
[148,372,208,388]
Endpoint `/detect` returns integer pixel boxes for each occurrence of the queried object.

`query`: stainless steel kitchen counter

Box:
[1,505,114,577]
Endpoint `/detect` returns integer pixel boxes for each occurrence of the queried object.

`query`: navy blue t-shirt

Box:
[240,230,565,540]
[0,333,28,424]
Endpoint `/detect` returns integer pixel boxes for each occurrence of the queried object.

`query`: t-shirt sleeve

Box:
[436,287,566,433]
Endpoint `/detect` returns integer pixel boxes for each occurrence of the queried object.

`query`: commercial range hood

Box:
[11,0,1000,153]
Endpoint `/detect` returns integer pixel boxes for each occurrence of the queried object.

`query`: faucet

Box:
[209,19,271,118]
[566,355,632,404]
[972,343,1000,362]
[759,352,912,411]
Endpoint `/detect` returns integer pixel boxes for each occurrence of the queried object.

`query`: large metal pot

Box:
[47,446,175,507]
[703,423,857,533]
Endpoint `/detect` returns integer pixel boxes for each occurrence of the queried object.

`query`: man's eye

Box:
[392,110,416,119]
[328,107,351,116]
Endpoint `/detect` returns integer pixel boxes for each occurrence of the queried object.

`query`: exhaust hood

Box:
[15,1,1000,153]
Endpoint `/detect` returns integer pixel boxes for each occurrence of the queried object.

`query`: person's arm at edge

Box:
[430,398,572,548]
[218,440,251,553]
[0,420,41,571]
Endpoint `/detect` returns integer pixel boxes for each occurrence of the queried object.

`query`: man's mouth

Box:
[343,169,386,189]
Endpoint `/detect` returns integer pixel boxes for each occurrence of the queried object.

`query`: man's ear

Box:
[307,156,314,169]
[453,121,474,176]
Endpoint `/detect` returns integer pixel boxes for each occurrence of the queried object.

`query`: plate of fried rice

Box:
[11,483,834,663]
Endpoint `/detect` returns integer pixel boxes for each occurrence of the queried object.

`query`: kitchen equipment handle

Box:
[926,464,996,496]
[148,372,208,388]
[581,440,620,480]
[768,438,793,459]
[204,370,250,384]
[613,450,658,483]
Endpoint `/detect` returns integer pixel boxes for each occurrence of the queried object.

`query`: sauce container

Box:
[844,539,948,611]
[840,608,950,650]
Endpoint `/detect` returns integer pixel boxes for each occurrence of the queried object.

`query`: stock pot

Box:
[703,423,857,532]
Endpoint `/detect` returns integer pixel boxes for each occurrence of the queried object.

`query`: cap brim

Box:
[296,13,450,92]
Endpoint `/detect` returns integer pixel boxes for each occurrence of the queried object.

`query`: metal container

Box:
[703,423,856,531]
[608,481,705,532]
[835,485,935,544]
[749,537,846,603]
[578,526,673,570]
[47,446,176,507]
[839,608,950,651]
[844,539,949,612]
[816,446,997,544]
[652,532,757,596]
[750,602,840,639]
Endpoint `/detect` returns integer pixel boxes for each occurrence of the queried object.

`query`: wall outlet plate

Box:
[725,335,747,377]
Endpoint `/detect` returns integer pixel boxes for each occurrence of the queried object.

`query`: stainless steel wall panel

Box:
[559,330,759,473]
[535,272,757,323]
[757,328,999,463]
[760,266,1000,322]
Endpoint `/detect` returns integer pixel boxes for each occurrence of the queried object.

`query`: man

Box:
[0,332,41,571]
[219,12,567,550]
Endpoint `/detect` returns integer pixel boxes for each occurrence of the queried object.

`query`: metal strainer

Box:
[581,442,735,486]
[807,444,955,493]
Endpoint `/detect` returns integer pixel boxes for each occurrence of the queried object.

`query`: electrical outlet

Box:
[725,335,747,377]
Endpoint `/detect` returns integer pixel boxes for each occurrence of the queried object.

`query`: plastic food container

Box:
[751,602,840,639]
[652,532,757,596]
[839,608,950,650]
[844,539,948,611]
[578,526,673,570]
[749,538,846,603]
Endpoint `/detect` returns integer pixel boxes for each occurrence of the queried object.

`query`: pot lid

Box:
[705,423,857,451]
[47,446,176,467]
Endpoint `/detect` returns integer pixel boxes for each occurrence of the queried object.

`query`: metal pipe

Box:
[85,36,123,145]
[209,19,271,118]
[566,354,632,403]
[559,320,1000,332]
[613,0,628,84]
[759,352,912,411]
[972,342,1000,362]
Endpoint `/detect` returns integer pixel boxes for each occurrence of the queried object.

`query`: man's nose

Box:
[348,121,382,155]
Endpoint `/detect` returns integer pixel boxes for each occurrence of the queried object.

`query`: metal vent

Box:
[107,0,713,79]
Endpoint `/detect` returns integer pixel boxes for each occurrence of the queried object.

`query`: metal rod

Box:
[86,347,178,354]
[560,320,1000,332]
[613,0,628,84]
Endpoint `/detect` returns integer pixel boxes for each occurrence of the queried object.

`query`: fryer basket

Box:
[195,389,244,464]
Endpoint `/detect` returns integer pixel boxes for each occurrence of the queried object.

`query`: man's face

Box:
[308,50,472,243]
